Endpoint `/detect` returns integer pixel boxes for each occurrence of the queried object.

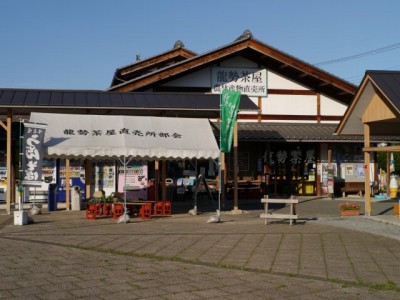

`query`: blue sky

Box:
[1,0,399,90]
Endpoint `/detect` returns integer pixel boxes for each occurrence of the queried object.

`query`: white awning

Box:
[29,113,219,160]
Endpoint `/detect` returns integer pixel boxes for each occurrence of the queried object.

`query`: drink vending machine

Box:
[23,159,118,205]
[56,159,86,202]
[91,160,116,197]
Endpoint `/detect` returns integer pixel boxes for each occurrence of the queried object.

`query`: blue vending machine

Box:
[56,159,86,202]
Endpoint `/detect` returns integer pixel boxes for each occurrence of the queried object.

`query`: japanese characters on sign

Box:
[61,127,182,139]
[21,122,47,187]
[211,67,267,97]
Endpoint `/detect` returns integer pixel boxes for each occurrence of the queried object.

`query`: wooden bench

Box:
[341,182,365,198]
[260,195,298,226]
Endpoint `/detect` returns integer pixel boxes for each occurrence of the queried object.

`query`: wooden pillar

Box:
[6,109,12,213]
[162,161,167,201]
[232,121,240,213]
[221,152,226,208]
[154,161,159,201]
[257,96,262,122]
[316,93,321,123]
[85,159,91,200]
[327,145,332,163]
[65,158,70,210]
[328,145,333,199]
[364,124,371,216]
[386,152,390,188]
[316,144,321,197]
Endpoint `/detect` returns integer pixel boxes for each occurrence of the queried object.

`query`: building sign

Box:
[21,122,47,187]
[211,67,267,97]
[61,127,182,139]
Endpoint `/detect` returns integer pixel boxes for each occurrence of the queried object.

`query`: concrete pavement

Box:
[0,197,400,299]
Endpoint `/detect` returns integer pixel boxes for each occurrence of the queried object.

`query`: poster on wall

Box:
[321,163,335,194]
[118,161,148,200]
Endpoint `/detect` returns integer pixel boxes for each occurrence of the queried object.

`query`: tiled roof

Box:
[214,122,400,143]
[367,71,400,110]
[0,88,257,116]
[109,31,356,104]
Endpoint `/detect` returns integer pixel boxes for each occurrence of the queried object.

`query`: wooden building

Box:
[336,70,400,214]
[109,30,389,197]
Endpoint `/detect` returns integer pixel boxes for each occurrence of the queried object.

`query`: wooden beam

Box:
[65,159,70,210]
[119,48,196,76]
[110,42,251,92]
[316,144,321,196]
[363,145,400,152]
[257,96,262,122]
[221,152,226,208]
[0,120,7,131]
[237,114,342,122]
[85,159,91,200]
[317,93,321,124]
[268,89,317,95]
[162,161,167,201]
[154,161,159,201]
[248,40,357,94]
[6,109,12,214]
[364,124,371,216]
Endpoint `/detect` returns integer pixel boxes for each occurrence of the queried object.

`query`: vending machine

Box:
[118,161,148,200]
[90,160,116,197]
[0,163,6,202]
[56,159,86,202]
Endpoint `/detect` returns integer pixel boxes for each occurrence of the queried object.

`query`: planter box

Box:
[14,210,28,225]
[340,210,360,217]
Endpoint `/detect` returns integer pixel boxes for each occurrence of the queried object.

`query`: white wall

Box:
[262,94,316,115]
[160,56,348,121]
[267,70,308,90]
[320,94,347,116]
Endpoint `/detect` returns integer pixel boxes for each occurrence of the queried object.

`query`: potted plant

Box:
[339,201,361,216]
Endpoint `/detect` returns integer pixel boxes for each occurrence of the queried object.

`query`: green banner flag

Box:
[220,90,241,153]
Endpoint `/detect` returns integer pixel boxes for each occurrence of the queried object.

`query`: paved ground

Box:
[0,197,400,299]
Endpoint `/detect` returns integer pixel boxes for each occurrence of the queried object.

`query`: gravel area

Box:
[316,216,400,241]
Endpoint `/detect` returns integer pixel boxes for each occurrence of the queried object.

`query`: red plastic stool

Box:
[164,201,171,215]
[113,204,124,220]
[102,203,112,216]
[86,204,97,220]
[139,203,152,219]
[153,201,164,216]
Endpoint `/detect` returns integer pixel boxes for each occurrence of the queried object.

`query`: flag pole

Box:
[219,92,222,213]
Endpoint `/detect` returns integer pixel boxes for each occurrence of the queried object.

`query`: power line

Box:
[315,42,400,66]
[343,64,400,85]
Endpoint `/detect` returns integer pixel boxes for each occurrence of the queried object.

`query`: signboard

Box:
[21,122,47,187]
[211,67,267,96]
